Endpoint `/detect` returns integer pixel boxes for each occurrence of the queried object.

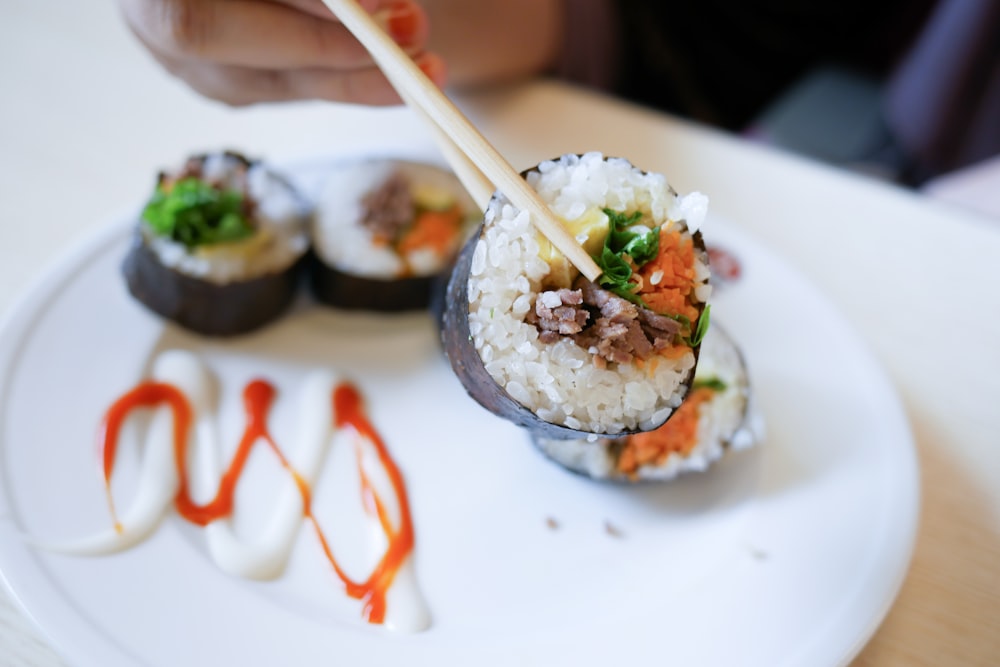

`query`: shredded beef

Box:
[526,288,589,343]
[360,171,413,243]
[528,277,685,365]
[181,163,200,181]
[636,307,682,349]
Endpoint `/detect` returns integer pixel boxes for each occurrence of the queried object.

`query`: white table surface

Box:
[2,2,999,666]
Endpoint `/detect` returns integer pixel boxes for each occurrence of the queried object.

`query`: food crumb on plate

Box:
[604,521,625,538]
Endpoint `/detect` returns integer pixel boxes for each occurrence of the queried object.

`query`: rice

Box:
[314,161,405,278]
[467,153,710,434]
[312,159,477,279]
[124,151,311,336]
[533,322,764,481]
[145,154,308,284]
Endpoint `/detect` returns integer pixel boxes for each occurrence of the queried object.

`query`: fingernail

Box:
[416,53,447,88]
[383,0,419,47]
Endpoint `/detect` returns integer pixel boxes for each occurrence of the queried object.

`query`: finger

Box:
[156,54,405,106]
[176,51,445,107]
[124,0,429,70]
[413,52,447,90]
[271,0,382,21]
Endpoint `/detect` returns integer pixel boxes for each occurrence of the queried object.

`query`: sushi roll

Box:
[310,159,478,312]
[442,153,712,438]
[532,323,762,481]
[122,151,309,336]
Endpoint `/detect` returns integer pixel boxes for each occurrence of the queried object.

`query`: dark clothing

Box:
[884,0,1000,181]
[558,0,999,182]
[613,0,934,130]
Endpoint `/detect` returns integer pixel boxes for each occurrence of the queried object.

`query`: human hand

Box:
[118,0,446,106]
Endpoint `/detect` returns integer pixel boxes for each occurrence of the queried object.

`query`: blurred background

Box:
[0,2,998,666]
[556,0,1000,219]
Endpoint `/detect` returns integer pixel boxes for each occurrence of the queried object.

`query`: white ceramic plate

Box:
[0,160,918,667]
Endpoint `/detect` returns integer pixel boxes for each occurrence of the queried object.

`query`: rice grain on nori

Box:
[122,151,309,336]
[443,153,712,438]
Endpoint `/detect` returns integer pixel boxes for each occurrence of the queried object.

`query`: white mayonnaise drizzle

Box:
[33,350,429,632]
[355,432,430,632]
[30,350,197,555]
[195,370,335,580]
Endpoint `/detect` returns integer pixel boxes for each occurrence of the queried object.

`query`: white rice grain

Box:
[535,323,762,481]
[468,153,711,433]
[147,156,308,284]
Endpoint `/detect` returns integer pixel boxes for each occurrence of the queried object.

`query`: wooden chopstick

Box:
[390,80,494,210]
[321,0,603,283]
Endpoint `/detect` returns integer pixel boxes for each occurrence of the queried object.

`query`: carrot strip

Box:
[397,204,461,255]
[616,387,716,475]
[636,229,700,326]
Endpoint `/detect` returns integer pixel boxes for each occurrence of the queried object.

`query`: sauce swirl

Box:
[98,381,191,533]
[91,356,421,629]
[310,385,416,623]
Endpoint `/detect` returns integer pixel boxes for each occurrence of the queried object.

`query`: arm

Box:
[117,0,569,106]
[117,0,444,106]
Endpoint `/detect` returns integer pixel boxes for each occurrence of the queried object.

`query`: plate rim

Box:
[0,176,921,667]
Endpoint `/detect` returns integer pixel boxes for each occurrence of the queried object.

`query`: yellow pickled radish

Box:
[537,207,609,288]
[193,226,274,259]
[412,182,456,211]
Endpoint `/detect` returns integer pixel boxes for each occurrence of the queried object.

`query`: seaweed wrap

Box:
[122,151,309,336]
[310,159,478,312]
[532,323,763,481]
[442,153,712,438]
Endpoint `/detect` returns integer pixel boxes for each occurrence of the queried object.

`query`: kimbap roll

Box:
[122,151,309,336]
[532,323,762,481]
[442,153,712,438]
[310,159,478,311]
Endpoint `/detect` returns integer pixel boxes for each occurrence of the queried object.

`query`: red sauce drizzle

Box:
[98,378,414,626]
[99,382,191,533]
[302,385,417,623]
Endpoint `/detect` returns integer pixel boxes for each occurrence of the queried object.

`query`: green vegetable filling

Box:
[142,178,253,248]
[592,208,710,346]
[686,304,711,347]
[595,208,659,306]
[693,374,727,392]
[661,304,711,347]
